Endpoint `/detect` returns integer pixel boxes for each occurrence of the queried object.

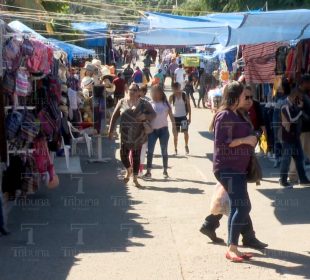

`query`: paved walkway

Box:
[1,62,310,279]
[1,103,310,280]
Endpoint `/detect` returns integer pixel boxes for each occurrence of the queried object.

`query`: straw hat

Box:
[81,76,94,89]
[83,61,96,73]
[100,65,110,76]
[92,59,102,68]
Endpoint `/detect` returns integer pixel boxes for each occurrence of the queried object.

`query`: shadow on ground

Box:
[198,131,214,141]
[0,140,152,280]
[257,187,310,225]
[249,248,310,279]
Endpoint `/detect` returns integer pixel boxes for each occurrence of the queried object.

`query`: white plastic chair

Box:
[68,122,93,158]
[61,137,71,169]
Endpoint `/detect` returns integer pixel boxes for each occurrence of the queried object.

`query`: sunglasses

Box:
[245,95,253,100]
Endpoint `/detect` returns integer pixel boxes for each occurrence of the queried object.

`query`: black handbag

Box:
[246,155,262,184]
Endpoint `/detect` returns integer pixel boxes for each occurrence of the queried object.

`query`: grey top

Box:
[110,98,156,148]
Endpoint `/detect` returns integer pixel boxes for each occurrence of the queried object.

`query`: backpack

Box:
[172,92,189,115]
[5,110,24,140]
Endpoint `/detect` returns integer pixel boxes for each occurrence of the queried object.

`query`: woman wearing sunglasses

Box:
[109,83,156,188]
[211,82,259,262]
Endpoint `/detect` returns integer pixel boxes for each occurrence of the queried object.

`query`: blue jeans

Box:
[280,140,307,183]
[215,170,251,246]
[147,127,170,171]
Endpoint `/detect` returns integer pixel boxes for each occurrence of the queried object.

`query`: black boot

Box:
[200,226,224,243]
[242,236,268,250]
[200,214,225,244]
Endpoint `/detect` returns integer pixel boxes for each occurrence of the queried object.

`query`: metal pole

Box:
[266,1,268,11]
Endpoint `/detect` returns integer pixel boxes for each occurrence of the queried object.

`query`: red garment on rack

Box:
[243,42,285,84]
[27,40,53,74]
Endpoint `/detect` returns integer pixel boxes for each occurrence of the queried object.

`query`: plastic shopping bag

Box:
[210,183,230,216]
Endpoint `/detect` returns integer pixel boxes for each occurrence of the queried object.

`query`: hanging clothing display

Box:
[284,39,310,82]
[243,42,285,84]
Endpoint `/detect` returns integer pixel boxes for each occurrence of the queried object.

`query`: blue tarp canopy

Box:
[8,20,47,41]
[48,39,95,63]
[135,12,225,46]
[71,22,108,48]
[134,10,310,46]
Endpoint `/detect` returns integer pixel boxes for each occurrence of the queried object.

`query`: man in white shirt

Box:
[174,64,186,89]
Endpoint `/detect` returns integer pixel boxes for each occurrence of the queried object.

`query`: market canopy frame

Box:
[134,9,310,47]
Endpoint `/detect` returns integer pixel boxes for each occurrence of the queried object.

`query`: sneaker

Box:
[163,171,169,179]
[299,179,310,186]
[185,146,189,155]
[279,180,293,189]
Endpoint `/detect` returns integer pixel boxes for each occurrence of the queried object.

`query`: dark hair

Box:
[210,81,244,131]
[117,72,122,77]
[129,83,140,90]
[178,64,182,68]
[221,81,244,109]
[172,82,181,90]
[151,84,170,109]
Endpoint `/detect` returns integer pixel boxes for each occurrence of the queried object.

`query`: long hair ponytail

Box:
[152,84,171,109]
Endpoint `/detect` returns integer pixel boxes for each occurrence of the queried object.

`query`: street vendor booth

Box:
[134,9,310,155]
[71,22,110,64]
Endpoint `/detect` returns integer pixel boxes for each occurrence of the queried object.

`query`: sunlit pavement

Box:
[1,63,310,280]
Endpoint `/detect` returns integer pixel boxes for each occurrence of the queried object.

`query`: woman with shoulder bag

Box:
[200,86,267,251]
[212,82,260,262]
[108,83,156,188]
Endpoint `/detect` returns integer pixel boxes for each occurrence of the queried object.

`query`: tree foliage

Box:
[176,0,310,15]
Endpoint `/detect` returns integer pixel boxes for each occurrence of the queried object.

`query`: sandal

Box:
[133,176,143,188]
[124,168,132,184]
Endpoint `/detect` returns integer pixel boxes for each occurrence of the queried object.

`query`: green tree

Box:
[176,0,310,15]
